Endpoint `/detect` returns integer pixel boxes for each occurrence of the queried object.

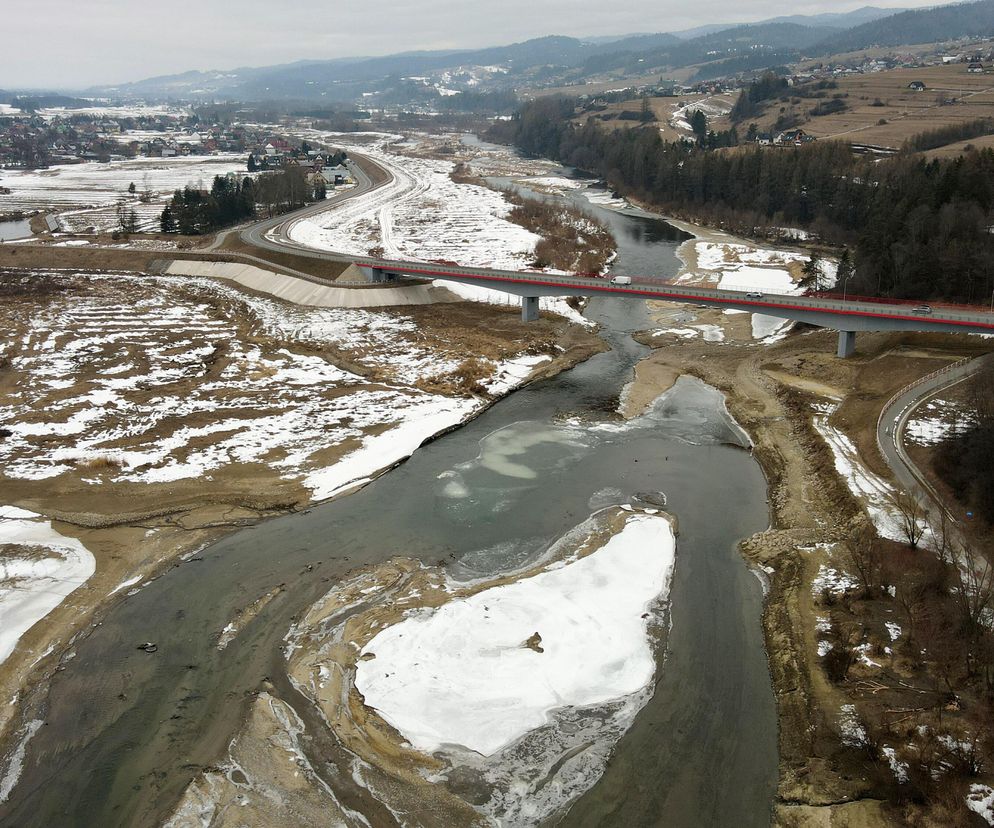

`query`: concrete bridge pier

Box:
[837,330,857,358]
[521,295,540,322]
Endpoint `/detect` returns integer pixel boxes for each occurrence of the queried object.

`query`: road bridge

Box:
[354,259,994,357]
[241,154,994,358]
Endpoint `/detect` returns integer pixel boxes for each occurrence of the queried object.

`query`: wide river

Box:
[0,173,777,827]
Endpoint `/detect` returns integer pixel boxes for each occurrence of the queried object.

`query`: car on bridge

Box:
[745,292,764,299]
[911,304,933,315]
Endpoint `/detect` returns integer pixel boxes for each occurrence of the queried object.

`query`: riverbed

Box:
[0,154,777,828]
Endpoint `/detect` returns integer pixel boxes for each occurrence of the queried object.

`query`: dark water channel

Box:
[0,174,777,827]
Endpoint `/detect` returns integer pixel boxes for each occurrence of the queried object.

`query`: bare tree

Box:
[847,521,884,598]
[951,542,994,678]
[139,172,154,204]
[889,490,929,549]
[893,565,932,651]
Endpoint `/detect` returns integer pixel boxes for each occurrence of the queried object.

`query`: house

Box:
[776,129,814,146]
[755,132,773,146]
[968,62,985,73]
[317,164,352,186]
[908,81,927,91]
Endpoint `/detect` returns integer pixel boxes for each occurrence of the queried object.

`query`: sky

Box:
[2,0,948,90]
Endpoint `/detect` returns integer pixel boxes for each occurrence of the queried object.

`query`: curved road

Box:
[876,355,988,529]
[234,152,994,339]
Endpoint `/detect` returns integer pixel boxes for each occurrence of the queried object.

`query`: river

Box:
[0,165,777,828]
[0,218,32,242]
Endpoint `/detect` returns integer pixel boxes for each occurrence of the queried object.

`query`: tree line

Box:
[936,357,994,523]
[489,97,994,303]
[159,166,325,235]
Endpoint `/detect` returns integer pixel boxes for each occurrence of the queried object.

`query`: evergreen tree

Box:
[160,204,176,234]
[247,154,258,172]
[689,110,707,145]
[802,253,822,291]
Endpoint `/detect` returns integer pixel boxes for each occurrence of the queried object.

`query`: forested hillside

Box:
[490,97,994,303]
[812,0,994,54]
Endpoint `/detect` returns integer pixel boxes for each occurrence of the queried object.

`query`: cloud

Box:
[1,0,940,89]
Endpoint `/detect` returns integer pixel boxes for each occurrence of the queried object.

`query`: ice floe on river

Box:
[354,513,674,755]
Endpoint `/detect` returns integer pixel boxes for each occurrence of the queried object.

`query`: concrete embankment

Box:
[162,260,461,308]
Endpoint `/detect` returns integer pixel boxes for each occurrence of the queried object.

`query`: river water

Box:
[0,167,777,828]
[0,218,32,242]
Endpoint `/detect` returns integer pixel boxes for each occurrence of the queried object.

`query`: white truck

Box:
[611,275,632,285]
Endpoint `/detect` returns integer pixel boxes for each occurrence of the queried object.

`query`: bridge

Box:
[239,154,994,358]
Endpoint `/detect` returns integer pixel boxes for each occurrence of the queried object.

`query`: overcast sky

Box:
[3,0,943,90]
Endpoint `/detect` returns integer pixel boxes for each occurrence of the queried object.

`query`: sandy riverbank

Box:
[618,319,992,825]
[0,267,604,781]
[165,507,679,826]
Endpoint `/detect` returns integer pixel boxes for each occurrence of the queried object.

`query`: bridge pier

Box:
[358,265,391,283]
[521,295,540,322]
[837,330,857,358]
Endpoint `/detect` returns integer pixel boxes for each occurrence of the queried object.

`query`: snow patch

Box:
[355,513,676,756]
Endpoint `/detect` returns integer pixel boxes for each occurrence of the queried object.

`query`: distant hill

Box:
[670,7,904,40]
[94,34,684,101]
[813,0,994,54]
[581,22,842,75]
[82,2,983,106]
[764,6,907,29]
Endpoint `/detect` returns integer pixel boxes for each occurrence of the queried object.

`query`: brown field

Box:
[788,65,994,148]
[923,131,994,158]
[550,48,994,155]
[564,64,994,151]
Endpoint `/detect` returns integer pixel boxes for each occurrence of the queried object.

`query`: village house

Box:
[908,81,927,91]
[775,129,814,146]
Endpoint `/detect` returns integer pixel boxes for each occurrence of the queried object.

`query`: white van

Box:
[611,276,632,285]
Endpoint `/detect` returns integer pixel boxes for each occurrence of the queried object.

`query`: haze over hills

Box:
[813,0,994,54]
[78,1,992,105]
[669,6,905,40]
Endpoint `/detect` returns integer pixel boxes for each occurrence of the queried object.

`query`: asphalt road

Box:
[876,355,988,527]
[235,153,994,335]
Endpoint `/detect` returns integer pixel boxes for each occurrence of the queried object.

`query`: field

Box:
[565,60,994,154]
[0,154,249,233]
[574,93,736,142]
[769,64,994,149]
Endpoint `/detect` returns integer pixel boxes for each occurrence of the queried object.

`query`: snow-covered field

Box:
[37,104,190,119]
[286,132,590,324]
[0,506,94,667]
[905,397,977,447]
[0,272,545,501]
[0,153,248,233]
[355,511,676,756]
[289,133,539,269]
[670,96,734,133]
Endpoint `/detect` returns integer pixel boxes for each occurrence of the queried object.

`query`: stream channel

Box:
[0,168,777,828]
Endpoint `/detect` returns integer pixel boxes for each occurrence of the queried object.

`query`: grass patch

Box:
[503,192,616,274]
